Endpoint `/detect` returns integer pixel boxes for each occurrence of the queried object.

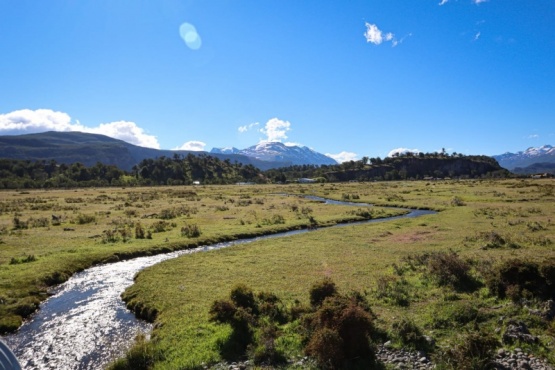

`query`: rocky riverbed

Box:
[207,345,554,370]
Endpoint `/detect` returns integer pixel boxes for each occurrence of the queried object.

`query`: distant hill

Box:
[211,141,337,166]
[0,131,286,171]
[512,162,555,175]
[324,155,509,182]
[264,153,510,182]
[493,145,555,170]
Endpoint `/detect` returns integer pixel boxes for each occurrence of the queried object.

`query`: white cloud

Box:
[173,140,206,151]
[527,134,540,139]
[238,122,259,133]
[326,151,358,163]
[441,0,487,6]
[364,23,385,45]
[387,148,420,157]
[474,32,481,41]
[0,108,160,148]
[364,23,405,47]
[86,121,160,149]
[0,109,78,132]
[259,118,291,142]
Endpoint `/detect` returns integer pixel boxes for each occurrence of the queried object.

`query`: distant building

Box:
[192,181,200,185]
[298,178,316,183]
[531,173,551,179]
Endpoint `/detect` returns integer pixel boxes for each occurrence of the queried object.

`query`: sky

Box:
[0,0,554,163]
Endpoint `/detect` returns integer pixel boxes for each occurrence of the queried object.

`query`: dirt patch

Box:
[389,230,433,244]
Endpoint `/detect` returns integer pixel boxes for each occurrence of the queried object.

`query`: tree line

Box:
[0,151,510,189]
[0,154,263,189]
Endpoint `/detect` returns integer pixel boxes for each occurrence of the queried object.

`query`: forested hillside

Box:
[266,152,510,182]
[0,155,263,189]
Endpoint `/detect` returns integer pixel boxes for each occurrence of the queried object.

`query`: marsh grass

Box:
[110,179,555,369]
[0,185,404,333]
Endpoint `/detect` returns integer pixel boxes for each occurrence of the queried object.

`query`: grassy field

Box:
[108,179,555,369]
[0,184,404,333]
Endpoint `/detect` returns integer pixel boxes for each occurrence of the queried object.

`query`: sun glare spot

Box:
[179,23,202,50]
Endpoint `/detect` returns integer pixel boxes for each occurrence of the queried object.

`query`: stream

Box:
[2,197,435,370]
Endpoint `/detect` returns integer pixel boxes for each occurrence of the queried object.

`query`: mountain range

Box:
[493,145,555,173]
[1,131,553,175]
[0,131,335,171]
[211,142,337,166]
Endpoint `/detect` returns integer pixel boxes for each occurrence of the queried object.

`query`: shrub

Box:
[303,293,377,369]
[12,217,28,229]
[159,208,177,219]
[102,229,120,243]
[180,223,201,238]
[309,277,337,308]
[450,196,465,206]
[76,213,96,224]
[391,318,429,350]
[430,301,480,329]
[486,258,555,301]
[436,331,498,370]
[474,231,520,250]
[375,275,410,307]
[426,251,479,292]
[135,223,145,239]
[28,217,49,228]
[13,296,40,317]
[209,299,237,323]
[257,291,287,324]
[230,284,257,313]
[527,221,546,232]
[260,214,286,226]
[305,328,344,369]
[250,322,286,365]
[108,333,162,370]
[210,288,257,359]
[151,220,172,233]
[43,271,69,286]
[9,254,37,265]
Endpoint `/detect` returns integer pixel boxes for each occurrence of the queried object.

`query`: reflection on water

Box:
[2,197,434,369]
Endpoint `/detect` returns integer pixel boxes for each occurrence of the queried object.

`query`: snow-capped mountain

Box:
[210,147,240,155]
[493,145,555,170]
[211,142,338,166]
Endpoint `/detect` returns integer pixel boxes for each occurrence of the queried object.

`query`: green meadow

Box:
[1,179,554,369]
[109,179,555,369]
[0,184,402,333]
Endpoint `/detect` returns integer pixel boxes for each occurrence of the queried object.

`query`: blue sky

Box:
[0,0,554,162]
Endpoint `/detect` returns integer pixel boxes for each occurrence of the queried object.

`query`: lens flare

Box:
[179,22,202,50]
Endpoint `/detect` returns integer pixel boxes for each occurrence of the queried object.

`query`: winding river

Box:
[2,197,435,370]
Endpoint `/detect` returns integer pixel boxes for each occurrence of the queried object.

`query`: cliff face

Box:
[325,156,509,182]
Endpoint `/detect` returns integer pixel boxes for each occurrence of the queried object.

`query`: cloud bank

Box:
[0,109,160,149]
[173,140,206,151]
[326,151,358,163]
[387,147,421,157]
[440,0,488,5]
